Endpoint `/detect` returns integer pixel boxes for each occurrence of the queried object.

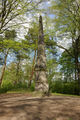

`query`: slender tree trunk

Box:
[75,36,80,94]
[16,57,21,84]
[0,49,9,86]
[35,16,49,93]
[28,49,36,88]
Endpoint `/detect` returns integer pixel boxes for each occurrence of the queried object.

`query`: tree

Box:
[14,50,29,84]
[0,0,43,34]
[49,0,80,94]
[59,49,75,82]
[0,29,17,86]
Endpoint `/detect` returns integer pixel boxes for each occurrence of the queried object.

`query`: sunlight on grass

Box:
[7,90,43,97]
[52,93,80,97]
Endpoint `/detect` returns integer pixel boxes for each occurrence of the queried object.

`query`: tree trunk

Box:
[75,36,80,94]
[16,57,20,84]
[28,49,36,88]
[0,49,9,86]
[35,16,49,93]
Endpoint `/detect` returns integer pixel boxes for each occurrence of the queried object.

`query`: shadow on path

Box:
[0,94,80,120]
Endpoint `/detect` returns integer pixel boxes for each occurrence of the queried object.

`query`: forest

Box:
[0,0,80,95]
[0,0,80,120]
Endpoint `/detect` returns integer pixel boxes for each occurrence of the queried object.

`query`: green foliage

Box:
[0,1,80,96]
[47,59,58,91]
[5,30,16,40]
[51,80,63,93]
[0,82,28,94]
[0,0,43,33]
[50,80,79,95]
[0,59,35,94]
[1,82,12,94]
[29,82,35,92]
[59,49,75,82]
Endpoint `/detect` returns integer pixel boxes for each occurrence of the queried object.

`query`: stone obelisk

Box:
[35,16,49,93]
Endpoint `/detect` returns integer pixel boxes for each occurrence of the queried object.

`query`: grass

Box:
[0,87,80,98]
[7,89,43,97]
[52,92,80,97]
[7,89,80,98]
[7,88,28,93]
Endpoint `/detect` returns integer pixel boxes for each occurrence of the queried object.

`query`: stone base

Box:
[35,82,49,93]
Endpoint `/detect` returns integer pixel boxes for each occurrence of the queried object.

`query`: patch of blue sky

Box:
[7,53,16,65]
[48,14,55,19]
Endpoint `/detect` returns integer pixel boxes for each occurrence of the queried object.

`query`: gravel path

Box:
[0,93,80,120]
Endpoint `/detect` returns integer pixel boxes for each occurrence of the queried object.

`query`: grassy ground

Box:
[52,93,80,97]
[7,89,80,98]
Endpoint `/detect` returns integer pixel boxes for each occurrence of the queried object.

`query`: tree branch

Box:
[56,44,74,58]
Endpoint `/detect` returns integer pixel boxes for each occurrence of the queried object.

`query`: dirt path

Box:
[0,93,80,120]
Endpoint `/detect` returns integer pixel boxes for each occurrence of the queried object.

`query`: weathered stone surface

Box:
[35,16,49,93]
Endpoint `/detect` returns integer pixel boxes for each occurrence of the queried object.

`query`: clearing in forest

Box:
[0,93,80,120]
